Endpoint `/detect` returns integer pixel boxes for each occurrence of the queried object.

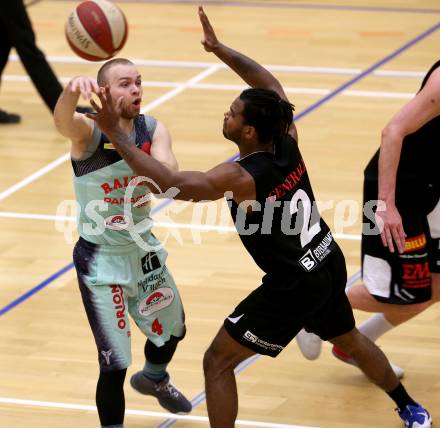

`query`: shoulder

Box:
[142,114,158,136]
[206,161,255,202]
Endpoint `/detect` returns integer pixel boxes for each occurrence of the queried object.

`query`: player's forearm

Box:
[53,84,81,136]
[378,125,404,205]
[109,128,178,190]
[212,43,280,90]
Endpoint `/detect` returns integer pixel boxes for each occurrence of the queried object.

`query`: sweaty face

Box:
[223,98,246,143]
[106,64,143,119]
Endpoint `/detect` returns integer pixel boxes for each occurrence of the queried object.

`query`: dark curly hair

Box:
[239,88,295,145]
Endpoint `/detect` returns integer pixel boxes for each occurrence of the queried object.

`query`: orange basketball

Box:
[65,0,128,61]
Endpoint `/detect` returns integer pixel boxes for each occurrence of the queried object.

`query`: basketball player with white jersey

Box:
[85,7,432,428]
[54,60,192,428]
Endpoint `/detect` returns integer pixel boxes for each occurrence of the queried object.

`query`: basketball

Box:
[65,0,128,61]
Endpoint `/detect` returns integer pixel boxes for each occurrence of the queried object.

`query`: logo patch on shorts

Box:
[138,287,174,316]
[243,330,284,353]
[299,249,317,272]
[101,349,113,365]
[141,252,161,274]
[404,234,427,253]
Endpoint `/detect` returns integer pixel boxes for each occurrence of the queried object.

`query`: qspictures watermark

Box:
[54,176,385,249]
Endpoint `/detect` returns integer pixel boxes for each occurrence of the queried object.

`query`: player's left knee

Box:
[203,342,235,377]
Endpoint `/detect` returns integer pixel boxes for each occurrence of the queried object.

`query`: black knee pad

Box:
[144,330,186,364]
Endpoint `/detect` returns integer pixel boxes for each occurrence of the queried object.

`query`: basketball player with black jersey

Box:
[86,7,431,428]
[298,61,440,398]
[331,62,440,385]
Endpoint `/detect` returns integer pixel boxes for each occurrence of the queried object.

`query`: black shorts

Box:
[362,179,440,305]
[224,247,355,357]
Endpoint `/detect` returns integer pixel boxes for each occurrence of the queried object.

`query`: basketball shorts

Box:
[362,180,440,304]
[224,247,355,357]
[73,236,185,371]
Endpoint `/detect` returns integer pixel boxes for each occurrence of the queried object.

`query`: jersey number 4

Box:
[289,189,321,247]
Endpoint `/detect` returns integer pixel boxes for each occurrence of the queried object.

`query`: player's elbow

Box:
[381,122,406,143]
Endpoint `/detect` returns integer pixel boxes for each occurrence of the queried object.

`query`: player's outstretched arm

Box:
[86,86,255,202]
[198,6,287,101]
[54,76,98,154]
[377,67,440,253]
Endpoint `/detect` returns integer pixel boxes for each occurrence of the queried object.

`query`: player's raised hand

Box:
[375,201,406,254]
[69,76,100,100]
[199,6,220,52]
[86,85,123,136]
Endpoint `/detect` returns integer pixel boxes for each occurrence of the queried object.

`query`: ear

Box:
[243,125,257,141]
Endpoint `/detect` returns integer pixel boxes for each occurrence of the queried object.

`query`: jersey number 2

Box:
[289,189,321,247]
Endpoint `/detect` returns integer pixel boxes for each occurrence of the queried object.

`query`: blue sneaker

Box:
[397,403,432,428]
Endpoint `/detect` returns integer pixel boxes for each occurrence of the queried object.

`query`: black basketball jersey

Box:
[229,134,338,275]
[365,60,440,185]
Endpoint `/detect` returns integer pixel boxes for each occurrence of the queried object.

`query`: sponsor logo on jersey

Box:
[267,159,306,202]
[298,231,334,271]
[104,214,131,230]
[101,176,149,195]
[243,330,284,353]
[312,231,333,261]
[138,287,175,316]
[404,234,427,253]
[299,249,317,272]
[103,194,150,206]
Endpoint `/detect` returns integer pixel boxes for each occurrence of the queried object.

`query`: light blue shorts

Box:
[73,235,185,371]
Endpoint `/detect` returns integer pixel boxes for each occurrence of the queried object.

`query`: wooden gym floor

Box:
[0,1,439,427]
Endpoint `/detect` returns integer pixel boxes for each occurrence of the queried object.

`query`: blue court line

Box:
[0,262,74,317]
[129,0,440,15]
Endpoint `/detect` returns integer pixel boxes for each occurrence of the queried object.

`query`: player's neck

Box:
[118,117,134,135]
[239,142,274,159]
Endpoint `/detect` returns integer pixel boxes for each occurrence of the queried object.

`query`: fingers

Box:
[85,112,96,121]
[71,77,100,99]
[91,80,100,94]
[115,96,123,114]
[379,222,407,254]
[89,98,101,113]
[393,223,407,254]
[78,79,88,99]
[104,85,113,105]
[70,79,79,93]
[198,5,210,29]
[384,226,395,253]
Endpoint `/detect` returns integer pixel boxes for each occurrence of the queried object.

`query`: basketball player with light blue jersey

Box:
[54,59,191,428]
